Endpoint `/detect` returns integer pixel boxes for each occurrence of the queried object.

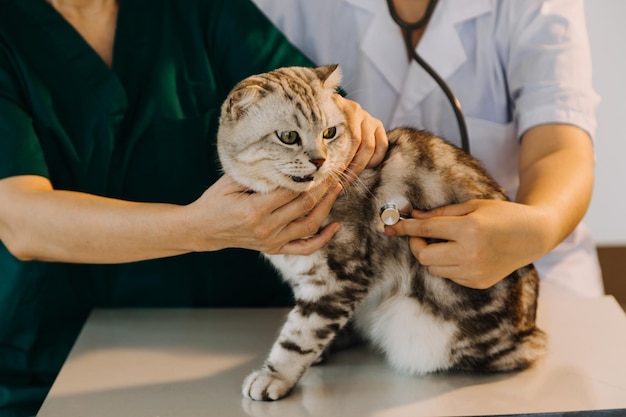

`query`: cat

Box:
[217,65,547,401]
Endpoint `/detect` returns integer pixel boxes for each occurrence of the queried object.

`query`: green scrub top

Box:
[0,0,313,413]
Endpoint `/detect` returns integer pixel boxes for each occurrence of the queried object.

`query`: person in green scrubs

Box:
[0,0,387,414]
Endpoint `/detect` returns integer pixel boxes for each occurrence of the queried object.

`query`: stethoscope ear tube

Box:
[386,0,437,31]
[385,0,471,154]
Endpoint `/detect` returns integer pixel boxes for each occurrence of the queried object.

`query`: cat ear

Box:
[315,64,342,91]
[225,87,264,119]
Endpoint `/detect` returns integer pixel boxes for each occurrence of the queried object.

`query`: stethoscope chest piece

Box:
[379,198,411,226]
[380,204,402,226]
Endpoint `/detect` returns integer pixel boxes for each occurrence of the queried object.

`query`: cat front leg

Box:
[242,298,353,401]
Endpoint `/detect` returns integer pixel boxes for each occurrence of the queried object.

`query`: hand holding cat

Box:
[197,94,386,256]
[333,95,388,181]
[385,199,548,289]
[188,174,343,255]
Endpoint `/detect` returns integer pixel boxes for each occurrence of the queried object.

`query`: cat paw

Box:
[242,369,294,401]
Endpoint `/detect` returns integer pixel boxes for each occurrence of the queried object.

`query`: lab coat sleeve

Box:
[503,0,600,140]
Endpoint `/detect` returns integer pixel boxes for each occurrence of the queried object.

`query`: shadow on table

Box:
[37,346,601,417]
[36,307,624,417]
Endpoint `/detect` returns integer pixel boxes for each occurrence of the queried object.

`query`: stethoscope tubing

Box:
[386,0,471,154]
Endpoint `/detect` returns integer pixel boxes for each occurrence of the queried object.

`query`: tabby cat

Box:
[217,65,546,401]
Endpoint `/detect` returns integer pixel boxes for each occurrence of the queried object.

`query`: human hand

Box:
[187,175,342,256]
[333,95,388,182]
[384,199,547,289]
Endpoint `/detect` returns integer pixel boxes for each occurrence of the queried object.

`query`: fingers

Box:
[345,122,387,183]
[407,238,458,285]
[389,220,459,273]
[280,222,341,255]
[212,174,342,253]
[366,122,389,168]
[277,190,344,254]
[408,236,455,267]
[411,202,475,219]
[270,181,341,225]
[385,202,477,238]
[218,175,303,216]
[333,95,388,182]
[247,182,342,255]
[276,183,343,246]
[407,236,488,288]
[384,217,453,240]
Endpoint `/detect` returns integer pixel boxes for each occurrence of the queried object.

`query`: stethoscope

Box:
[380,0,471,226]
[385,0,470,155]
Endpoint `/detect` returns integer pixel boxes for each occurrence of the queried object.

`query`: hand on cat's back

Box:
[385,199,546,289]
[332,95,388,181]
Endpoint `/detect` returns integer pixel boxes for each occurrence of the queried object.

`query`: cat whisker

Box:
[332,167,375,201]
[337,75,364,99]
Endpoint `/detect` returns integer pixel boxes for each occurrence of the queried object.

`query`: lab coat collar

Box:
[346,0,492,102]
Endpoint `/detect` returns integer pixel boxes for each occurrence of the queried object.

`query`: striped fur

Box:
[217,65,546,401]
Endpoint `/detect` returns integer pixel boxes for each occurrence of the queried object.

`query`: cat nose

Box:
[310,158,326,169]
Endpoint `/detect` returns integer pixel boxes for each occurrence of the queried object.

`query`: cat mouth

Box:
[290,175,315,183]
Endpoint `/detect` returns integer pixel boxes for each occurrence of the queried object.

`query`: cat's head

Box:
[217,65,355,193]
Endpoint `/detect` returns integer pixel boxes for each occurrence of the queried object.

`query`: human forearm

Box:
[0,175,194,263]
[516,124,595,255]
[0,174,345,264]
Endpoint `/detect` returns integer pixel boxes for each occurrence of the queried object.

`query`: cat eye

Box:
[322,127,337,139]
[276,131,300,145]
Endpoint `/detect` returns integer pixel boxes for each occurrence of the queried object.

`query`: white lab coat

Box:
[253,0,604,297]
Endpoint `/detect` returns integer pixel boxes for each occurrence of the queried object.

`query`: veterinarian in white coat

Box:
[253,0,604,297]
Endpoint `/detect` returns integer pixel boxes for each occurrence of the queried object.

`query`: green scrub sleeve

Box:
[0,96,49,180]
